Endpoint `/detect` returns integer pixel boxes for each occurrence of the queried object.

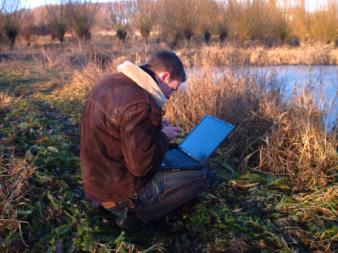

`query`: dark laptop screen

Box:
[179,115,235,163]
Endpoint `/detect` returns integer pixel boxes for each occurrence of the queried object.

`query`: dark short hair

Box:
[142,50,186,82]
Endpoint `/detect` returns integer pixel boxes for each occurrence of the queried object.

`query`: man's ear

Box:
[160,72,171,82]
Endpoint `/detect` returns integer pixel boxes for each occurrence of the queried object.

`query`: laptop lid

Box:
[178,115,235,164]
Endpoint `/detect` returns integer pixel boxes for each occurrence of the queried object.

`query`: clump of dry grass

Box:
[59,55,129,99]
[164,67,279,164]
[165,66,337,190]
[64,63,104,98]
[0,92,16,109]
[165,68,258,128]
[258,90,337,190]
[278,186,337,222]
[39,47,69,69]
[0,153,35,247]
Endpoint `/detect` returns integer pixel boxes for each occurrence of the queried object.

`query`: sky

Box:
[24,0,328,11]
[24,0,113,9]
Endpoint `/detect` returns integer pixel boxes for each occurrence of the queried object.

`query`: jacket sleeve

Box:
[120,102,169,177]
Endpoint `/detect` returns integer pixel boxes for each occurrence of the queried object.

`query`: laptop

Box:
[160,115,235,171]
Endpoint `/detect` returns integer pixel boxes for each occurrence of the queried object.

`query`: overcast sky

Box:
[24,0,328,11]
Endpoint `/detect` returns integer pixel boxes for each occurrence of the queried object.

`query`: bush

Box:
[196,0,219,43]
[21,10,34,47]
[288,36,300,47]
[45,1,68,44]
[110,1,133,43]
[132,0,156,41]
[310,2,337,43]
[215,0,234,42]
[157,0,201,44]
[288,4,310,42]
[116,29,127,42]
[234,0,288,42]
[0,0,25,49]
[203,30,211,44]
[66,0,100,42]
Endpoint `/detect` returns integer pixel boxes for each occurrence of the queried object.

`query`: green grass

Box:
[0,58,337,252]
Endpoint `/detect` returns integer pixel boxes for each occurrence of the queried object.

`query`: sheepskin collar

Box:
[117,61,167,108]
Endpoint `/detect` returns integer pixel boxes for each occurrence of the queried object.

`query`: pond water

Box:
[186,65,337,130]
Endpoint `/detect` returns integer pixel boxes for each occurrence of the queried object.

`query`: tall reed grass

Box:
[257,90,337,190]
[35,42,337,190]
[163,66,337,190]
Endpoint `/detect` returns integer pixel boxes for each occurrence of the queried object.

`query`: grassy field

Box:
[0,40,337,252]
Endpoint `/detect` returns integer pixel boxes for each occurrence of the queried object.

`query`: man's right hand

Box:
[161,123,181,141]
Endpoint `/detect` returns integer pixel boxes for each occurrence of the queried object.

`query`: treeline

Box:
[0,0,337,49]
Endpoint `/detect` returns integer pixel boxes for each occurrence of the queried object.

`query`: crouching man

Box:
[80,50,208,229]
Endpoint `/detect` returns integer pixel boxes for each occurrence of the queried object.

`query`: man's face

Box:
[157,72,181,98]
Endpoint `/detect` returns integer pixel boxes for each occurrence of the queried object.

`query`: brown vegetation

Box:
[0,36,336,251]
[257,90,337,190]
[45,0,68,44]
[177,43,338,66]
[110,1,133,42]
[1,0,337,48]
[163,64,337,190]
[66,0,100,42]
[0,0,26,49]
[0,153,35,247]
[132,0,156,41]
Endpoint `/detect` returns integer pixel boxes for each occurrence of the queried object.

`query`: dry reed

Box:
[258,89,337,190]
[164,66,337,190]
[164,67,280,165]
[0,153,35,246]
[0,92,16,109]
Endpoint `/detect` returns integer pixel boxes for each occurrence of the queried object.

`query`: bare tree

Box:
[196,0,219,44]
[110,0,134,42]
[132,0,157,42]
[45,0,68,44]
[66,0,100,42]
[214,0,231,43]
[0,0,25,49]
[21,9,35,47]
[157,0,202,46]
[288,0,311,42]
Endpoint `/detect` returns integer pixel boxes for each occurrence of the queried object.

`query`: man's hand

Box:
[162,121,181,141]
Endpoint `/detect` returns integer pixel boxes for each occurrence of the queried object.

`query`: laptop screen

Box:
[179,115,235,163]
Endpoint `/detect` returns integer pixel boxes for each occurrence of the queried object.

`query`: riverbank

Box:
[0,45,337,252]
[177,43,338,67]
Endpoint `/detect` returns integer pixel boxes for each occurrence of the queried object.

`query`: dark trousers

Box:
[107,168,208,224]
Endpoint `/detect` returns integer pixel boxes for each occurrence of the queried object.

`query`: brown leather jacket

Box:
[80,73,169,203]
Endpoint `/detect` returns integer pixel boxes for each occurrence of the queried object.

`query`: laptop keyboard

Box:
[162,149,199,168]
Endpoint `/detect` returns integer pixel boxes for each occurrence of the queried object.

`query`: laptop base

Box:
[160,148,202,172]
